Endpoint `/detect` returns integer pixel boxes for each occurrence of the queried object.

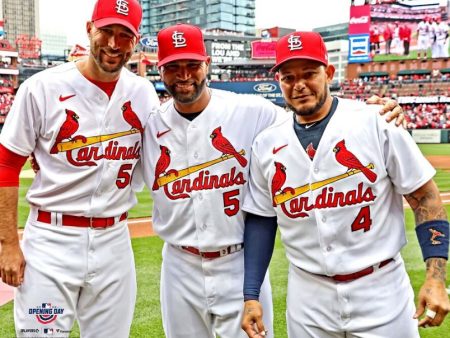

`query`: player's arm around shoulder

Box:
[404,179,450,328]
[366,95,405,126]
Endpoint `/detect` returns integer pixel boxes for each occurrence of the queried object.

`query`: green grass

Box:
[3,144,449,336]
[1,227,449,337]
[418,144,450,157]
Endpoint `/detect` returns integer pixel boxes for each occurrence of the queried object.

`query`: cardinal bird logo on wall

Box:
[210,126,248,167]
[333,139,377,183]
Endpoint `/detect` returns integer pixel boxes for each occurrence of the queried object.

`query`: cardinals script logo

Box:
[50,101,142,167]
[271,140,377,221]
[152,127,247,211]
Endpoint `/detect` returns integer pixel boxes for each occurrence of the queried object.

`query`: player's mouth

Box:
[175,82,195,90]
[291,94,311,101]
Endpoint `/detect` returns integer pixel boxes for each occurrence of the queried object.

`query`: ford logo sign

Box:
[253,83,277,93]
[140,36,158,48]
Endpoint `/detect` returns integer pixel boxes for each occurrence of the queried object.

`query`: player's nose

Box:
[176,66,191,80]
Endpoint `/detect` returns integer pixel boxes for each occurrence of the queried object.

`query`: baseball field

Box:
[0,143,449,337]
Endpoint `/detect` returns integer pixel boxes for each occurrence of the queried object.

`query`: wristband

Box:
[415,220,449,261]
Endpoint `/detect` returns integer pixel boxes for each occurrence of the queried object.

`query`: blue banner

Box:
[348,34,371,63]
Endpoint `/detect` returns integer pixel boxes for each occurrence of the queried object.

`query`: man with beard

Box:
[241,31,449,338]
[141,24,405,338]
[0,0,159,337]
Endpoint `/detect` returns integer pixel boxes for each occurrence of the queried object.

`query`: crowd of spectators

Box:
[0,92,15,122]
[402,102,450,129]
[337,72,449,100]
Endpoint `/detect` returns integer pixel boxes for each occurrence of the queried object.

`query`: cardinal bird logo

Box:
[50,109,81,154]
[306,142,316,160]
[271,161,287,207]
[122,101,143,133]
[429,228,445,245]
[333,139,377,183]
[153,145,171,191]
[210,126,248,167]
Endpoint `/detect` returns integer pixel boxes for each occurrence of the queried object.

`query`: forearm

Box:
[404,180,447,224]
[243,213,277,301]
[425,257,447,285]
[0,187,20,247]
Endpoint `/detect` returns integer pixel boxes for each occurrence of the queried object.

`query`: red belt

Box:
[37,210,127,229]
[331,258,394,282]
[179,243,244,259]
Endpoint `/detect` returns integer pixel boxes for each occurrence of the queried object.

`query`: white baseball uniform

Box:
[0,62,159,338]
[417,20,429,52]
[141,88,285,338]
[243,98,435,337]
[435,22,449,58]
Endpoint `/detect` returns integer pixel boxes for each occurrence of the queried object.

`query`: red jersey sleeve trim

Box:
[0,143,28,187]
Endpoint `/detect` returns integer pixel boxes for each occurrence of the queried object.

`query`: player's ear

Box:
[86,21,94,35]
[274,72,280,81]
[325,64,335,83]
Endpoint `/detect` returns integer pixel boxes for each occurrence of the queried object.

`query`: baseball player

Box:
[417,16,430,59]
[0,0,159,337]
[241,31,450,338]
[434,18,449,58]
[141,24,405,338]
[141,23,279,338]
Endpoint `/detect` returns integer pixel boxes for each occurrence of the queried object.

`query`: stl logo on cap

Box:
[115,0,130,16]
[172,31,187,48]
[287,35,303,51]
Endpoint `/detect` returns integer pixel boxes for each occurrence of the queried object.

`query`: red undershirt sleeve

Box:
[0,143,28,187]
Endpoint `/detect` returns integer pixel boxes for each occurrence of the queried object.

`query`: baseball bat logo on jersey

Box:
[49,101,142,167]
[333,139,377,183]
[210,127,248,167]
[153,145,172,190]
[28,303,64,324]
[152,127,247,202]
[272,140,377,219]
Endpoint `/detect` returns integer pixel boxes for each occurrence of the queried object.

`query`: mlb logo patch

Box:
[42,303,52,309]
[44,328,54,334]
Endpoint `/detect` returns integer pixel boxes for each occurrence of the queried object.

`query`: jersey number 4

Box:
[351,206,372,232]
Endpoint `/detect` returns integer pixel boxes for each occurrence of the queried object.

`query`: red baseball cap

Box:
[91,0,142,37]
[271,31,328,72]
[157,24,208,67]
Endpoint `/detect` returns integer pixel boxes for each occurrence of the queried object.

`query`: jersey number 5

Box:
[116,164,133,189]
[351,206,372,232]
[223,189,240,217]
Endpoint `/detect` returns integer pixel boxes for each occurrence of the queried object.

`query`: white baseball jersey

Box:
[2,61,159,338]
[141,88,284,250]
[243,98,435,276]
[0,62,159,217]
[417,21,429,50]
[141,88,283,338]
